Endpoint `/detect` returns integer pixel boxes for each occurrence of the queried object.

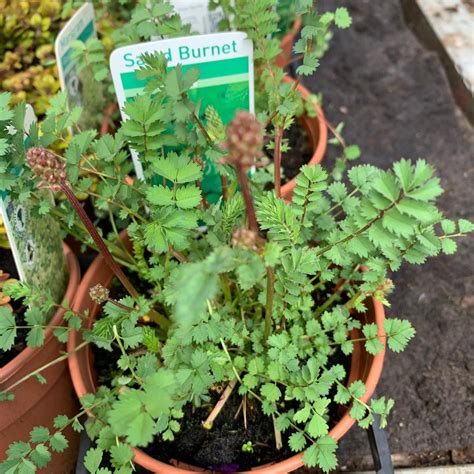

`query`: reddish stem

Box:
[235,165,258,233]
[273,126,284,198]
[59,182,139,299]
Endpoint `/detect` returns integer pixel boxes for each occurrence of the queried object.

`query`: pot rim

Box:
[280,79,328,199]
[0,244,80,382]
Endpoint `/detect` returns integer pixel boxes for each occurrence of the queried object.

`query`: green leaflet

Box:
[384,319,416,352]
[0,307,16,351]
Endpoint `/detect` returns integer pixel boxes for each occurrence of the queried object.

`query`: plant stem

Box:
[202,379,238,430]
[107,298,135,313]
[235,165,258,233]
[113,324,142,384]
[1,340,90,394]
[272,414,283,450]
[314,265,360,318]
[273,125,284,198]
[315,198,401,257]
[220,338,243,384]
[221,175,229,201]
[59,182,170,330]
[264,267,275,343]
[60,183,139,299]
[220,274,232,305]
[169,246,187,263]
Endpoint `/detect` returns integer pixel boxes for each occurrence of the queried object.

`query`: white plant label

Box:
[55,2,97,109]
[170,0,225,34]
[110,32,254,202]
[0,106,68,305]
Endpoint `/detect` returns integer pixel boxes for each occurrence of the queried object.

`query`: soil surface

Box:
[0,248,27,367]
[267,121,313,183]
[298,0,474,471]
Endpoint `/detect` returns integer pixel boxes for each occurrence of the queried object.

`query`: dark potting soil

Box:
[267,121,314,183]
[91,345,350,473]
[0,247,20,280]
[91,277,354,472]
[0,248,27,367]
[0,305,28,368]
[296,0,474,471]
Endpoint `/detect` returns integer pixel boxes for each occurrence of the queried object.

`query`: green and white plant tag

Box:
[110,32,254,202]
[0,106,68,308]
[55,2,97,110]
[169,0,225,34]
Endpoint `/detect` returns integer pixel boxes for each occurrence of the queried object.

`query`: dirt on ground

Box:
[298,0,474,471]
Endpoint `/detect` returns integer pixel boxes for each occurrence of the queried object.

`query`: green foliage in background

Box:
[0,2,472,473]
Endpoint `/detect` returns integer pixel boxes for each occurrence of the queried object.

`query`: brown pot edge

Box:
[0,244,80,382]
[280,80,328,200]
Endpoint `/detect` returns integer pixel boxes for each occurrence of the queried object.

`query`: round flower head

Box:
[26,147,66,191]
[226,111,263,168]
[89,284,110,305]
[232,227,258,250]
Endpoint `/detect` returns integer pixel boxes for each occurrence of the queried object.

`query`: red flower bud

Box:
[26,147,66,191]
[226,112,263,168]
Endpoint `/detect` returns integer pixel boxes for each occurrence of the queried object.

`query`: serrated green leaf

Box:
[303,436,338,471]
[384,319,415,352]
[30,444,51,468]
[458,219,474,233]
[362,323,384,355]
[84,447,103,473]
[110,444,134,466]
[393,159,413,191]
[349,380,366,399]
[26,326,44,348]
[383,208,415,237]
[288,431,306,452]
[261,383,281,402]
[175,185,202,209]
[29,427,49,443]
[307,412,329,437]
[50,432,68,453]
[334,385,351,405]
[334,7,352,28]
[0,307,16,351]
[441,238,457,255]
[344,144,360,160]
[350,400,366,421]
[293,404,311,423]
[408,178,443,201]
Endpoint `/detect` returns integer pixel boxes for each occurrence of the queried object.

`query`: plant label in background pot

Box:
[54,3,97,125]
[110,32,254,203]
[169,0,225,34]
[0,105,68,311]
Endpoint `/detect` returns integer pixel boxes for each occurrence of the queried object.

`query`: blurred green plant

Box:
[0,0,62,116]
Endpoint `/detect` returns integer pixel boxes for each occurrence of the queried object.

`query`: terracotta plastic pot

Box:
[0,245,81,473]
[100,102,119,136]
[68,241,386,474]
[281,79,328,201]
[276,18,303,69]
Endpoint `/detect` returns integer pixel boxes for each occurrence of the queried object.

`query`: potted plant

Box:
[0,248,80,472]
[1,16,473,472]
[0,106,81,470]
[68,1,361,192]
[209,0,352,69]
